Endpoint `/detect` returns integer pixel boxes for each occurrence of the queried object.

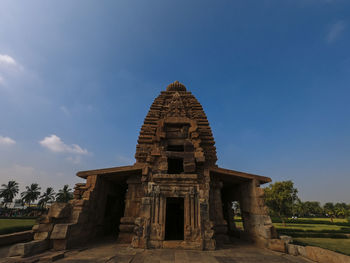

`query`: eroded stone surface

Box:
[47,241,311,263]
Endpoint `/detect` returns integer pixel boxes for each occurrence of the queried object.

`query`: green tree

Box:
[334,203,348,218]
[264,180,298,226]
[303,201,323,217]
[21,183,41,207]
[38,187,55,208]
[0,181,19,208]
[294,200,307,217]
[56,185,73,203]
[323,202,335,222]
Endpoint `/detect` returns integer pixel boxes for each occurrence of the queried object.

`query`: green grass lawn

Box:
[296,217,347,223]
[0,219,36,235]
[233,217,350,255]
[294,237,350,256]
[274,223,350,232]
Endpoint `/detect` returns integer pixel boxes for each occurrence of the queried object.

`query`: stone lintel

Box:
[209,167,271,184]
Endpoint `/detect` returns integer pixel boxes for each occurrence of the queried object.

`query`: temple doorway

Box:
[165,197,184,240]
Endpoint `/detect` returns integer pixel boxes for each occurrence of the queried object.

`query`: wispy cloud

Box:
[0,53,25,89]
[326,20,347,44]
[39,134,89,155]
[0,135,16,145]
[0,54,17,67]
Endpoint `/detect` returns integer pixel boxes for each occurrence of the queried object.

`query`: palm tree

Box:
[56,185,73,203]
[38,187,55,208]
[0,181,19,208]
[21,183,41,207]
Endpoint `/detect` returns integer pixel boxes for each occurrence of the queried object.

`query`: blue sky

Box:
[0,0,349,203]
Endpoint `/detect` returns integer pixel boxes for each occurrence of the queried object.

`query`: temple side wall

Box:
[31,174,127,250]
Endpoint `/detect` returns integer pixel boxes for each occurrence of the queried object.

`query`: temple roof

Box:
[135,81,217,165]
[209,166,271,184]
[76,81,271,185]
[76,164,270,184]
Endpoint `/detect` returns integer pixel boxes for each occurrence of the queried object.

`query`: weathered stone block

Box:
[305,246,350,263]
[268,239,286,253]
[50,224,70,240]
[0,230,33,247]
[280,235,293,244]
[53,239,67,251]
[34,231,49,240]
[48,203,71,219]
[8,240,49,257]
[256,225,273,239]
[296,245,307,257]
[32,224,39,231]
[287,244,299,256]
[38,223,54,233]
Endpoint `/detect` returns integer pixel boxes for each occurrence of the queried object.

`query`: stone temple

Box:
[32,81,277,251]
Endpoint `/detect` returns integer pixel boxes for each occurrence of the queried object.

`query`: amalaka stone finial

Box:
[166,80,187,91]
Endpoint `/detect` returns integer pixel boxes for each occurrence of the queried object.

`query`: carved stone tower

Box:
[31,81,276,251]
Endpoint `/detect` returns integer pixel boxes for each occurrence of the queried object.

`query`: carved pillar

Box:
[210,180,229,245]
[149,184,163,243]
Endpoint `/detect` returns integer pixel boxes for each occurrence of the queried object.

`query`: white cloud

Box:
[39,134,88,155]
[0,135,16,145]
[0,54,16,66]
[326,20,346,44]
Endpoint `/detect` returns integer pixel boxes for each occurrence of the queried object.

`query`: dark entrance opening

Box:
[165,197,184,240]
[167,158,184,174]
[102,182,127,238]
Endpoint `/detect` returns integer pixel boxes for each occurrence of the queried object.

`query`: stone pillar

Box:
[148,184,163,247]
[119,177,142,243]
[239,179,277,247]
[210,180,229,245]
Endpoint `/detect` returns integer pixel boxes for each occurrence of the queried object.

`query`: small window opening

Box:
[168,158,184,174]
[167,145,184,152]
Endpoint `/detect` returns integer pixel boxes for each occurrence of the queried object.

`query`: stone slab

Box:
[305,246,350,263]
[0,231,33,247]
[8,240,49,257]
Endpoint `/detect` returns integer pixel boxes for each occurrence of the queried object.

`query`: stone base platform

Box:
[1,238,314,263]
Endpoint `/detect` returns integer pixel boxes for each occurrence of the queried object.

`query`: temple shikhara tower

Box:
[32,81,277,251]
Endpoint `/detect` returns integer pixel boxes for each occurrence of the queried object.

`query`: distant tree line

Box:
[0,180,74,209]
[264,180,350,224]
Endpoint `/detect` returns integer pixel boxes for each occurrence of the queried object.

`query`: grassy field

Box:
[296,217,347,223]
[294,238,350,256]
[234,217,350,256]
[0,219,36,235]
